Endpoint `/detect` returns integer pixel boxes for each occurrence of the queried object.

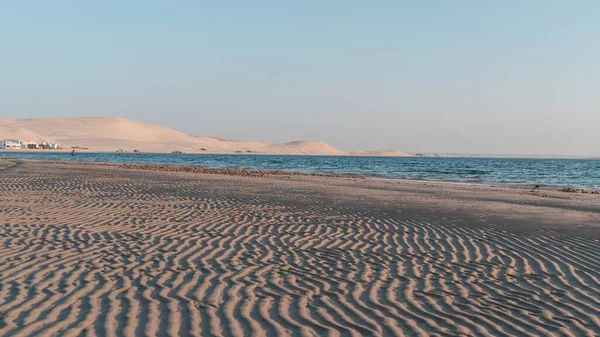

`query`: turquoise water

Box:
[1,152,599,190]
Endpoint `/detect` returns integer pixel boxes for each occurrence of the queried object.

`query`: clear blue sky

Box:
[2,1,599,155]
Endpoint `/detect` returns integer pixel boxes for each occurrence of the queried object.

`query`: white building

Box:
[1,139,22,150]
[20,141,39,149]
[44,142,59,149]
[39,141,59,149]
[1,139,59,150]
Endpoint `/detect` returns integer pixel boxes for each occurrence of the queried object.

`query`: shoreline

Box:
[8,159,600,234]
[4,160,600,234]
[2,148,599,159]
[0,149,413,157]
[4,157,599,193]
[3,159,364,179]
[0,158,15,170]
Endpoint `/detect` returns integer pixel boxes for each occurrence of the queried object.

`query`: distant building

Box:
[1,139,22,150]
[21,141,39,149]
[40,141,60,149]
[0,139,59,150]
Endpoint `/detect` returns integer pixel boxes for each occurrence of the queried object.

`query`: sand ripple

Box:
[0,162,599,336]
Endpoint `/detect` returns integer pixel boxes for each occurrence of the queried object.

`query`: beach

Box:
[1,160,599,336]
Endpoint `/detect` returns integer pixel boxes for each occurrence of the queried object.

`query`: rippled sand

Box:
[1,160,599,336]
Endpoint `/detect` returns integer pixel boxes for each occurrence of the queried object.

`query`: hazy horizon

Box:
[2,2,599,156]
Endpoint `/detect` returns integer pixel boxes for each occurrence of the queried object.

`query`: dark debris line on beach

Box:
[27,160,366,179]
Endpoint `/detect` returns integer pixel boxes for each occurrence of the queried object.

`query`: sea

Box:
[1,152,599,190]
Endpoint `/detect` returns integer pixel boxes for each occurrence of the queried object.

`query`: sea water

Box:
[1,152,599,190]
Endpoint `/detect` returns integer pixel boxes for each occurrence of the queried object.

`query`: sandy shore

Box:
[1,160,599,336]
[0,159,15,170]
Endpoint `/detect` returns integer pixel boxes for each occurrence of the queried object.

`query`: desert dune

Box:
[349,150,411,157]
[0,117,409,156]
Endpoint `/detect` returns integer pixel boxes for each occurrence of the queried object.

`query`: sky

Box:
[1,1,599,156]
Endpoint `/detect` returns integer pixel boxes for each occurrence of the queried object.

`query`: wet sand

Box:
[0,159,15,170]
[1,160,599,336]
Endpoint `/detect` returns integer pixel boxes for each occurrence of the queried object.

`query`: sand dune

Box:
[0,161,598,336]
[349,150,411,157]
[0,126,48,143]
[0,117,409,156]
